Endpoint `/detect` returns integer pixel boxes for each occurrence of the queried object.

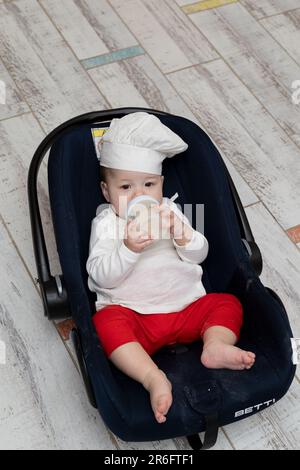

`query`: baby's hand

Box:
[155,204,182,239]
[157,204,193,242]
[124,218,154,253]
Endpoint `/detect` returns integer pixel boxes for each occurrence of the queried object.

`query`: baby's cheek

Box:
[117,195,129,213]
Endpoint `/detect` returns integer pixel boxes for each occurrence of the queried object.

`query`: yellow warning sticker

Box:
[91,127,109,161]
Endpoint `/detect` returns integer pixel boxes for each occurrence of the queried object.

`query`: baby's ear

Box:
[100,181,110,202]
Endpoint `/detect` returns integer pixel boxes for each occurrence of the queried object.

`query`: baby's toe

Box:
[155,406,167,423]
[155,412,167,423]
[243,351,256,368]
[154,396,172,423]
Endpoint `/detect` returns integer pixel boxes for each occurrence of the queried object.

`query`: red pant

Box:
[93,293,243,357]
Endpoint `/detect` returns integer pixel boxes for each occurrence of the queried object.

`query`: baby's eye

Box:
[121,185,131,190]
[145,182,154,187]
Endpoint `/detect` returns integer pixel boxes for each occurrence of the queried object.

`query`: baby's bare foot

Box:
[201,341,256,370]
[142,368,173,423]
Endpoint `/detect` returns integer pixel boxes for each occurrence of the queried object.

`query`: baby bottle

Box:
[126,193,178,240]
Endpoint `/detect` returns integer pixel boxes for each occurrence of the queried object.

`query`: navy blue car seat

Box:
[28,108,296,449]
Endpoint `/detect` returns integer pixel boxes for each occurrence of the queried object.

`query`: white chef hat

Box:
[98,112,188,175]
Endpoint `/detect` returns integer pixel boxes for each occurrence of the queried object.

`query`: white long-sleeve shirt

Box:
[86,197,209,314]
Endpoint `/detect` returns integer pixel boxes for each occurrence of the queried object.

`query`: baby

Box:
[87,112,255,424]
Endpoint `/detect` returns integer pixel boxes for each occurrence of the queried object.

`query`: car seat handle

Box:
[242,239,263,276]
[222,162,263,276]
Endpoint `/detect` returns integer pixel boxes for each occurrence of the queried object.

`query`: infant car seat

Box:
[28,107,296,449]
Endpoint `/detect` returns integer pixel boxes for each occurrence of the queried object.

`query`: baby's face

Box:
[100,169,164,219]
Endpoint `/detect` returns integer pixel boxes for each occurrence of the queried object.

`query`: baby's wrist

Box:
[173,224,193,245]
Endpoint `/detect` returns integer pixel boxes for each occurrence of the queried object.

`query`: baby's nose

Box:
[134,189,144,197]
